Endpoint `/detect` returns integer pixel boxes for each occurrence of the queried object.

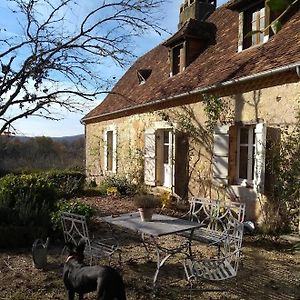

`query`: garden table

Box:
[101,212,203,287]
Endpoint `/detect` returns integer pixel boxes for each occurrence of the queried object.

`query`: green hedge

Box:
[51,199,95,231]
[0,170,87,248]
[0,174,56,228]
[45,170,86,198]
[98,175,138,196]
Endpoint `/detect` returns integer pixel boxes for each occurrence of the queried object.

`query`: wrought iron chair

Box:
[183,219,244,283]
[183,197,245,247]
[61,212,120,265]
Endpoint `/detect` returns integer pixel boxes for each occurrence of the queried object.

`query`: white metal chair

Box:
[61,212,120,265]
[183,219,244,282]
[184,197,245,247]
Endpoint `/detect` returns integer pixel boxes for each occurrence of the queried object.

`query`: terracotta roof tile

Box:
[82,5,300,123]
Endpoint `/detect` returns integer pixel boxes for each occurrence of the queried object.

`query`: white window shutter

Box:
[254,122,267,194]
[112,129,117,173]
[212,125,230,185]
[103,130,108,172]
[144,130,156,186]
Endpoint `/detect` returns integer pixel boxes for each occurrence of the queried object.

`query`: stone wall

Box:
[85,81,299,222]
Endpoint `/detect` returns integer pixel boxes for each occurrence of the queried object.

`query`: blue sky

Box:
[0,0,227,137]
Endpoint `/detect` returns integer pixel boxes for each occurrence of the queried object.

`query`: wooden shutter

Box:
[254,122,267,194]
[175,132,189,199]
[212,125,230,185]
[144,129,156,186]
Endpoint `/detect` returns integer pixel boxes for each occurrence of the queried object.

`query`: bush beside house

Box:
[0,171,87,248]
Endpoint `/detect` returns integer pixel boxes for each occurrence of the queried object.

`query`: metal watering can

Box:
[32,237,50,269]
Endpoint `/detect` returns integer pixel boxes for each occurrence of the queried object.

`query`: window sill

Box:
[238,39,268,53]
[231,182,253,189]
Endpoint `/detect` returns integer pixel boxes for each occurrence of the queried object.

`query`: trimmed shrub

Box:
[99,175,137,196]
[0,174,57,227]
[51,198,95,231]
[45,170,86,198]
[0,171,86,248]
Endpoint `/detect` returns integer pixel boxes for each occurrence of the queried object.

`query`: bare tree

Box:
[0,0,165,134]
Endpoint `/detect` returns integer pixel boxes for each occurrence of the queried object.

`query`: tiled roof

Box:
[82,4,300,123]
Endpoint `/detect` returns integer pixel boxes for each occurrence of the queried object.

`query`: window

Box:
[240,3,269,51]
[237,126,255,185]
[251,7,265,46]
[104,127,117,173]
[106,130,113,171]
[144,125,175,189]
[163,130,171,164]
[137,69,152,85]
[172,43,185,76]
[213,123,266,193]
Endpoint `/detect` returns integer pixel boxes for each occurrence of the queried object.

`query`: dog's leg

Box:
[95,277,106,300]
[67,290,75,300]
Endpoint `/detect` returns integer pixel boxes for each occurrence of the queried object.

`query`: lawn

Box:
[0,196,299,300]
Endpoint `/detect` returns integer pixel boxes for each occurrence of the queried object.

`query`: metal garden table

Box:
[101,212,203,286]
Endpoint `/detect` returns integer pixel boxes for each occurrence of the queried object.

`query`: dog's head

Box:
[65,238,86,263]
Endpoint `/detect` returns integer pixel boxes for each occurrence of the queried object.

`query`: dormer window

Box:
[242,4,267,50]
[229,0,272,52]
[137,69,152,85]
[163,0,216,77]
[164,20,216,77]
[172,43,185,76]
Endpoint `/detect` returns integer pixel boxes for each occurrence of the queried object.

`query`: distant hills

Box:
[49,134,84,143]
[0,134,85,171]
[9,134,84,143]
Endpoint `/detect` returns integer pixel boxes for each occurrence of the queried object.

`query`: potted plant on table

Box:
[134,194,160,221]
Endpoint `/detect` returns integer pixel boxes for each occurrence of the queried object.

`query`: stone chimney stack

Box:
[178,0,216,29]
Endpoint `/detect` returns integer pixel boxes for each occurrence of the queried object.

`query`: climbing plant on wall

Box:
[265,101,300,233]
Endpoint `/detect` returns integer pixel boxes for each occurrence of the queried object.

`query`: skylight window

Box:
[137,69,152,85]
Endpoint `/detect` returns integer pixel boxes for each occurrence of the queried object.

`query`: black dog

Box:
[63,239,126,300]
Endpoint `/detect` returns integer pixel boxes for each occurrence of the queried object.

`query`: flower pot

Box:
[138,208,154,222]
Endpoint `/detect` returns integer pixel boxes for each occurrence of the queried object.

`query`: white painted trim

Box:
[253,122,267,194]
[236,125,255,186]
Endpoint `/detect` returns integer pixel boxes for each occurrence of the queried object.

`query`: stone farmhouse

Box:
[82,0,300,221]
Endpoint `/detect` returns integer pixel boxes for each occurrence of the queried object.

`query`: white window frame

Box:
[238,5,269,52]
[236,125,255,186]
[144,121,176,190]
[103,125,117,173]
[213,123,266,194]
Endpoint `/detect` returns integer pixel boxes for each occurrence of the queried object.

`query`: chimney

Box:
[178,0,216,29]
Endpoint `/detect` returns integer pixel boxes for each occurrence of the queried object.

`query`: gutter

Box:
[81,62,300,124]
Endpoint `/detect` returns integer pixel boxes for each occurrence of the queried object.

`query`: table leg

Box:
[153,247,172,287]
[141,233,152,260]
[188,229,195,257]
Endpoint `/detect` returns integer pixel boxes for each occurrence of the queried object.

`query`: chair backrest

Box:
[188,197,245,233]
[61,212,91,249]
